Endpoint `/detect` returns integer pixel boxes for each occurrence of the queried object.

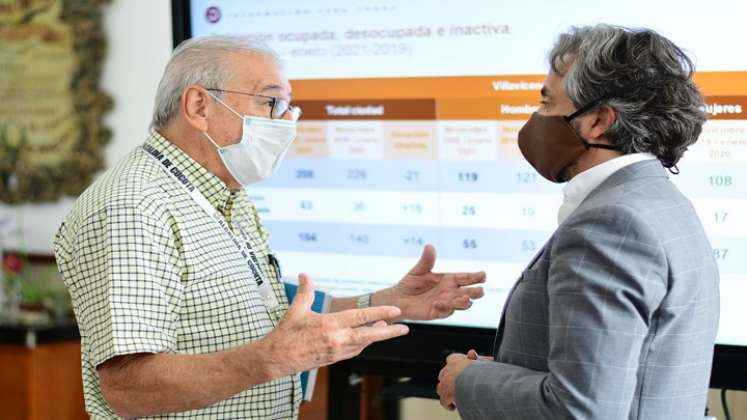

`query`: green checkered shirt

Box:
[54,131,300,419]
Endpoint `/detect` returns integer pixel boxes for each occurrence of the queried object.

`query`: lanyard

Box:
[143,143,280,311]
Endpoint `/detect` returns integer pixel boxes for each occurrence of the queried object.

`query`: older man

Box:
[54,35,485,419]
[437,24,719,419]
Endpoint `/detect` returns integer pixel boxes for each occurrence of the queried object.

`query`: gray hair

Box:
[151,35,280,130]
[549,24,706,168]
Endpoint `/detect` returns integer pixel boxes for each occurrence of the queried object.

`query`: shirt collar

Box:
[145,129,234,214]
[558,152,657,224]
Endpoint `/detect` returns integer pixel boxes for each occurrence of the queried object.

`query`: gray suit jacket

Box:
[455,160,720,420]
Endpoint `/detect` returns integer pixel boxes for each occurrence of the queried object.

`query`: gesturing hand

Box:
[385,245,486,320]
[263,274,409,378]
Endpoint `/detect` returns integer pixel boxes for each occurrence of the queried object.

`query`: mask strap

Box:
[565,112,622,152]
[202,131,222,150]
[565,96,607,121]
[564,74,679,122]
[206,90,242,119]
[583,141,620,151]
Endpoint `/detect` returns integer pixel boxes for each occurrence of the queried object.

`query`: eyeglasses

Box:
[206,88,302,121]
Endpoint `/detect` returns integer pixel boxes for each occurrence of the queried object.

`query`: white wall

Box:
[0,0,173,254]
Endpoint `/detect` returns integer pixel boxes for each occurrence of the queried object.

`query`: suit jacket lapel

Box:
[492,241,550,355]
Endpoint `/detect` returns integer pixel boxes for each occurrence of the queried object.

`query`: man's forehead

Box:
[228,53,291,94]
[259,83,289,93]
[543,53,575,96]
[541,70,564,98]
[552,53,575,75]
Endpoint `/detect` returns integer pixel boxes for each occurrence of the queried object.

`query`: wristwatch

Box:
[357,293,372,309]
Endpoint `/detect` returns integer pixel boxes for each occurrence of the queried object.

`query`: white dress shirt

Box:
[557,153,658,225]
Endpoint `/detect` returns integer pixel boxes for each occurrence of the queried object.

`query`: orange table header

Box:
[702,96,747,120]
[297,99,435,120]
[291,75,545,100]
[290,71,747,100]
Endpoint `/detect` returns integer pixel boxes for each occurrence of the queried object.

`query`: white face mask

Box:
[203,92,297,186]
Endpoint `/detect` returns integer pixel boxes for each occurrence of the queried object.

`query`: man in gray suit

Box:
[437,24,720,420]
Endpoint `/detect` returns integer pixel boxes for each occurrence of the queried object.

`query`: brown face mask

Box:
[517,107,620,183]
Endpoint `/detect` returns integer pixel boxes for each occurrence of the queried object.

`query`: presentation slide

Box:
[190,0,747,346]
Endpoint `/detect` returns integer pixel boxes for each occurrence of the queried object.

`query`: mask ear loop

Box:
[202,131,222,150]
[206,90,243,119]
[564,97,607,122]
[563,98,621,151]
[203,89,244,150]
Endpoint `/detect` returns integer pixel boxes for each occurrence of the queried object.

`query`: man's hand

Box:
[437,351,486,411]
[378,245,486,320]
[261,274,409,378]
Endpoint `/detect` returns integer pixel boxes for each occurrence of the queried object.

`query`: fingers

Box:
[437,354,465,379]
[436,370,446,393]
[437,378,456,410]
[333,322,409,362]
[446,352,466,363]
[407,244,437,275]
[453,271,486,287]
[286,273,315,316]
[436,381,447,406]
[466,286,485,300]
[454,349,493,362]
[451,295,473,310]
[432,301,455,319]
[348,322,409,346]
[439,353,465,409]
[438,354,468,411]
[433,294,472,318]
[432,286,486,318]
[334,305,402,328]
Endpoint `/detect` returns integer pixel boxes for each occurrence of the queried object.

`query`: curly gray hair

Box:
[151,35,280,130]
[549,24,706,168]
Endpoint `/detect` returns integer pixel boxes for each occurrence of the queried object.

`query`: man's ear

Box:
[182,85,210,132]
[588,105,616,140]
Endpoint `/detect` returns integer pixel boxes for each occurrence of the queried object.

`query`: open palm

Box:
[391,245,486,320]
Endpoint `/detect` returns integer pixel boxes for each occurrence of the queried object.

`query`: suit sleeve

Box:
[455,204,667,420]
